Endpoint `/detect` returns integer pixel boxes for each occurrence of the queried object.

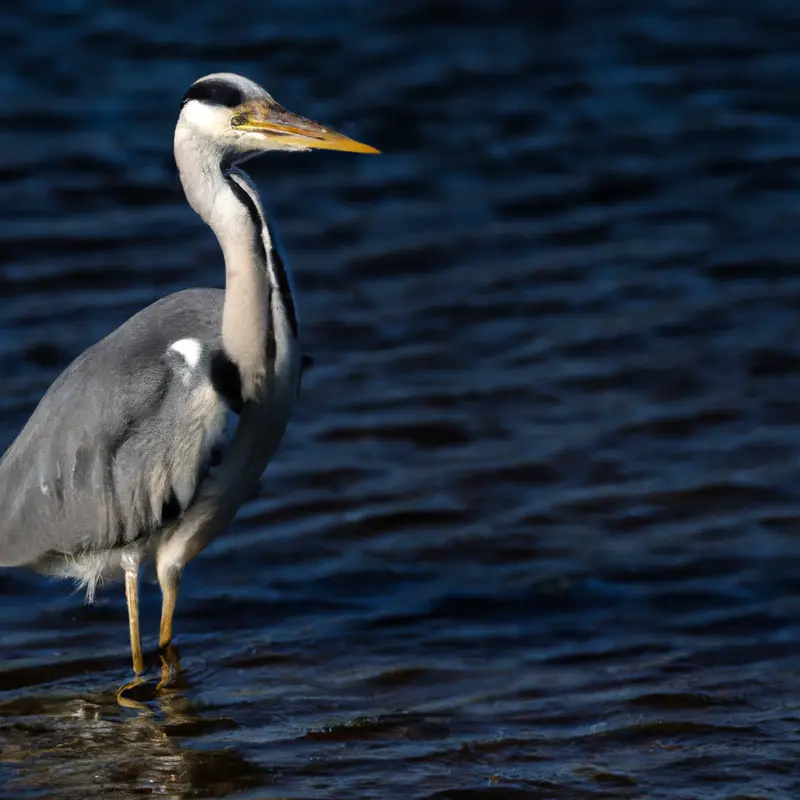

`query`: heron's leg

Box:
[156,568,182,691]
[116,569,147,707]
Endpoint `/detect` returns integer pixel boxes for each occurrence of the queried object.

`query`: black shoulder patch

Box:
[182,79,244,109]
[210,350,243,413]
[161,489,182,523]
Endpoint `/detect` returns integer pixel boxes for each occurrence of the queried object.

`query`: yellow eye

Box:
[230,114,248,127]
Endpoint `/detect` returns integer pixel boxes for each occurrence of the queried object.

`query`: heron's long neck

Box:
[175,137,298,401]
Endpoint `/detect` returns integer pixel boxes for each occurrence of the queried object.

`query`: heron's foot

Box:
[156,643,182,693]
[116,674,152,711]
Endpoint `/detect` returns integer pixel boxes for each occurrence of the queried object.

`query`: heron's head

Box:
[177,72,379,164]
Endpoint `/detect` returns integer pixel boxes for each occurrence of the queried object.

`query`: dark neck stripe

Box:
[268,234,298,339]
[225,175,299,339]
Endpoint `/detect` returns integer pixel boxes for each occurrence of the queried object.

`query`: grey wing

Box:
[0,289,229,567]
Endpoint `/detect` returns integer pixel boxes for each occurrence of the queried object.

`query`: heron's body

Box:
[0,288,228,574]
[0,288,286,598]
[0,73,377,698]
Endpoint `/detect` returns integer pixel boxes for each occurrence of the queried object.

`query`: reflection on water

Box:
[3,0,800,797]
[0,690,265,798]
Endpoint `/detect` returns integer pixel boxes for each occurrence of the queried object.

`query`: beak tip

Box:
[331,139,381,155]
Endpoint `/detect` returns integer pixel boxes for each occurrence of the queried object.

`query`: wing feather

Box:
[0,289,228,567]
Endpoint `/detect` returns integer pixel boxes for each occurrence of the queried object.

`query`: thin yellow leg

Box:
[116,569,147,708]
[159,572,178,649]
[156,570,181,692]
[126,570,144,675]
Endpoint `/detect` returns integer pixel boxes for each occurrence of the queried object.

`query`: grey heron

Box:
[0,73,378,700]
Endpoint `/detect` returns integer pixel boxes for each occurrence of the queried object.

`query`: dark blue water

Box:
[2,1,800,797]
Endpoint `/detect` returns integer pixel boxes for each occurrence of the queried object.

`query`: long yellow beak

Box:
[231,100,380,154]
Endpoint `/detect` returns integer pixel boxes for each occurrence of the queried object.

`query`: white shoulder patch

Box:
[169,338,202,369]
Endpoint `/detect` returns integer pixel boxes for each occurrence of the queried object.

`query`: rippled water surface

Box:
[2,1,800,797]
